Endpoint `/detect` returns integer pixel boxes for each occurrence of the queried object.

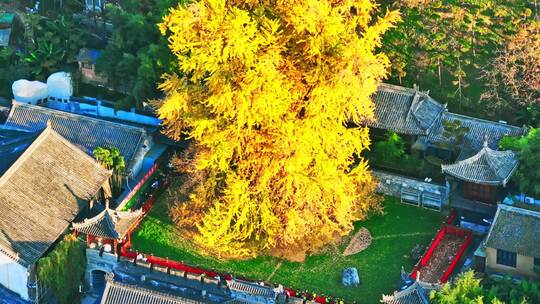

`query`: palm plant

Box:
[20,15,87,79]
[21,41,65,79]
[93,146,126,197]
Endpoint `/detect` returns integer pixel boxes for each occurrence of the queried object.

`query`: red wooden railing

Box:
[410,224,473,283]
[419,226,446,267]
[120,246,221,278]
[120,243,333,304]
[117,162,160,210]
[446,210,457,225]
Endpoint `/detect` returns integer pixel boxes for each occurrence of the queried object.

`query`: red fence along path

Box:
[410,224,473,283]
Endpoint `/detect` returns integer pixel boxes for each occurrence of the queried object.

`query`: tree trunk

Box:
[457,56,463,111]
[437,57,442,87]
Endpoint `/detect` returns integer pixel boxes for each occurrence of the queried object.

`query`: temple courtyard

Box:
[130,181,445,304]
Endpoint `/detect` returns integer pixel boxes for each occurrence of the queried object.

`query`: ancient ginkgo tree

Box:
[156,0,400,260]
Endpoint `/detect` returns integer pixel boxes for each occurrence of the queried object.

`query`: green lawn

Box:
[131,186,445,303]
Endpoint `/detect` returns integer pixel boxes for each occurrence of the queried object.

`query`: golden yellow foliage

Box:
[157,0,400,259]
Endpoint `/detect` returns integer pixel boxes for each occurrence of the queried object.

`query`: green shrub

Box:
[371,132,405,163]
[499,128,539,151]
[38,235,86,304]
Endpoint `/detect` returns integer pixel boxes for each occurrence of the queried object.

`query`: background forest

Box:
[0,0,538,124]
[380,0,538,125]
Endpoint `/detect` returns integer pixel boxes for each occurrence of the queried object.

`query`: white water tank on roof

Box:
[47,72,73,102]
[12,80,48,104]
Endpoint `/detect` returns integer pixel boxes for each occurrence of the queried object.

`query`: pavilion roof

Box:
[381,281,430,304]
[441,144,518,186]
[73,207,142,240]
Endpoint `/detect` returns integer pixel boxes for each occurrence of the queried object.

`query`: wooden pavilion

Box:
[72,207,142,256]
[442,140,518,216]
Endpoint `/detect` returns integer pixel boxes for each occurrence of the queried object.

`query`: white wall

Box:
[47,100,161,127]
[486,247,539,279]
[0,251,29,300]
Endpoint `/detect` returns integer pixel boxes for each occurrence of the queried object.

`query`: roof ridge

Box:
[104,210,120,239]
[442,146,488,170]
[108,279,199,303]
[46,127,112,180]
[110,208,143,219]
[73,208,108,229]
[444,111,522,130]
[405,91,422,127]
[483,148,517,180]
[499,204,540,217]
[0,126,51,188]
[11,101,147,133]
[378,83,418,95]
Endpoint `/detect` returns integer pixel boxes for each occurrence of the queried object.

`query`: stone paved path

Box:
[372,231,434,240]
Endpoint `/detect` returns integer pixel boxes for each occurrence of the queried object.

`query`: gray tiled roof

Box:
[101,276,204,304]
[0,128,37,174]
[72,208,142,239]
[228,280,276,298]
[427,112,524,157]
[381,281,430,304]
[441,145,518,186]
[5,102,147,166]
[369,83,446,135]
[486,205,540,258]
[0,126,111,266]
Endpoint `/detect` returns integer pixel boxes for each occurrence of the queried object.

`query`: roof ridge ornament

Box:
[483,134,489,148]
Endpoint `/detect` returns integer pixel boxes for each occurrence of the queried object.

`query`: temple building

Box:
[72,206,143,292]
[73,207,142,255]
[77,48,107,86]
[366,83,446,145]
[365,83,524,217]
[94,262,281,304]
[442,141,519,216]
[100,275,205,304]
[424,112,523,162]
[0,124,111,301]
[478,205,540,279]
[4,101,153,178]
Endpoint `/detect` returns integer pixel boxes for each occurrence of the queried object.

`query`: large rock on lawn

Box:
[342,267,360,287]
